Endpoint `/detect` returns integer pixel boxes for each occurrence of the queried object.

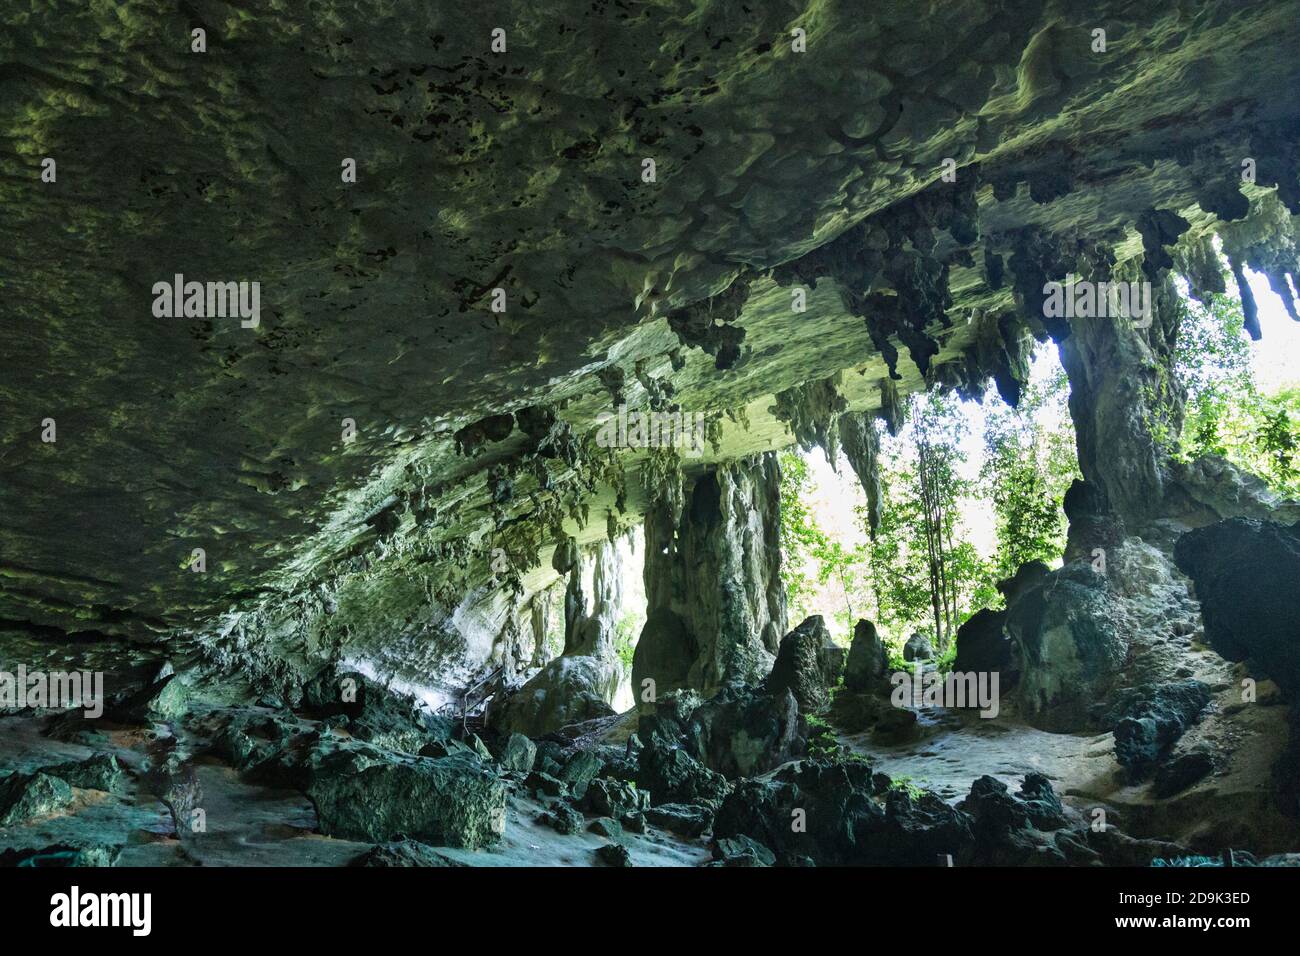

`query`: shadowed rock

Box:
[768,615,843,713]
[844,619,889,692]
[1174,518,1300,694]
[307,751,506,848]
[0,772,73,827]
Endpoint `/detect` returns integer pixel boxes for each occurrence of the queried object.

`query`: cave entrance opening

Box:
[778,340,1078,664]
[608,527,646,712]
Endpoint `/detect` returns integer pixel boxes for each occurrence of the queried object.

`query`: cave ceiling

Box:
[2,0,1299,690]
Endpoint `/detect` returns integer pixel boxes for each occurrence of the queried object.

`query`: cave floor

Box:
[0,704,712,867]
[2,635,1296,865]
[837,676,1299,857]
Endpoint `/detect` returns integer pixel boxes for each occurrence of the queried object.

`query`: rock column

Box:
[633,452,786,704]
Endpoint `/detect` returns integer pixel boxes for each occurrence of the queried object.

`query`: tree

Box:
[979,353,1078,581]
[1174,290,1300,497]
[860,393,993,649]
[778,450,827,621]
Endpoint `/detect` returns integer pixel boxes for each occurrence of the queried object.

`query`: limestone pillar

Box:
[633,452,786,704]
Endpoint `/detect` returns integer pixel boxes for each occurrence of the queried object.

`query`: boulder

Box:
[710,834,775,867]
[211,710,300,772]
[306,751,506,848]
[0,771,73,826]
[953,608,1013,677]
[595,842,632,867]
[844,619,889,691]
[111,674,189,723]
[713,756,978,866]
[958,774,1073,865]
[537,802,584,835]
[498,733,537,774]
[525,771,567,798]
[0,842,122,867]
[1105,680,1211,776]
[580,777,649,818]
[903,632,934,662]
[1174,518,1300,694]
[643,803,713,837]
[767,615,841,712]
[556,749,605,798]
[588,816,622,839]
[349,838,467,867]
[490,655,618,737]
[42,752,126,793]
[636,737,729,808]
[685,684,804,778]
[1005,560,1129,731]
[300,669,452,755]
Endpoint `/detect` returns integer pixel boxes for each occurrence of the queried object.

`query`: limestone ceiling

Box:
[2,1,1298,688]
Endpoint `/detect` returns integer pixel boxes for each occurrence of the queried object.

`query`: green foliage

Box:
[978,356,1078,581]
[861,392,997,649]
[778,450,825,621]
[932,641,958,674]
[779,450,873,640]
[805,714,842,760]
[612,608,639,671]
[1175,292,1300,497]
[889,776,927,800]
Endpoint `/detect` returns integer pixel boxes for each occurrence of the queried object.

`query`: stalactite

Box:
[877,377,905,436]
[1227,252,1262,340]
[770,373,848,466]
[529,590,551,668]
[1173,232,1227,303]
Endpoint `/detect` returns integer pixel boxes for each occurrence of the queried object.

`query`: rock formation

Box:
[633,455,786,705]
[2,0,1300,873]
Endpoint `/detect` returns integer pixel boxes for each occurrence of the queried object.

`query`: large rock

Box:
[580,777,649,818]
[110,674,189,723]
[0,842,122,867]
[42,753,127,793]
[349,838,467,867]
[685,684,804,779]
[958,774,1075,865]
[644,803,713,837]
[713,757,973,866]
[498,733,537,774]
[844,618,889,691]
[1105,680,1211,777]
[299,670,452,755]
[0,772,73,826]
[306,751,506,848]
[953,608,1013,677]
[635,735,730,808]
[903,633,934,662]
[1005,561,1129,731]
[767,615,841,713]
[1174,518,1300,694]
[491,655,619,737]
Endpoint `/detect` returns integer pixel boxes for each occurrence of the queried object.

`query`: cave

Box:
[3,0,1300,916]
